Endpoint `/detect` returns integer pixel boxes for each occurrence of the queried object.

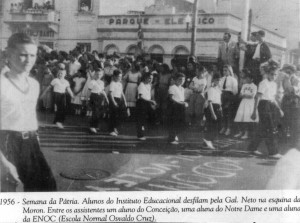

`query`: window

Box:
[150,54,163,63]
[78,0,92,12]
[77,43,91,52]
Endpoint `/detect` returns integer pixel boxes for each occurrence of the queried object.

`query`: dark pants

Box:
[247,100,280,155]
[136,99,152,138]
[221,91,235,129]
[168,100,186,142]
[204,104,223,141]
[53,92,66,123]
[0,131,57,192]
[282,94,300,144]
[90,93,107,128]
[109,97,125,132]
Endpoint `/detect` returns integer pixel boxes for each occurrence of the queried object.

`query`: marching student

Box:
[188,64,207,127]
[41,69,74,129]
[0,33,56,191]
[136,72,157,140]
[108,69,127,136]
[87,68,109,134]
[203,73,223,149]
[71,69,86,115]
[219,65,238,136]
[247,60,284,159]
[234,69,258,139]
[167,72,188,145]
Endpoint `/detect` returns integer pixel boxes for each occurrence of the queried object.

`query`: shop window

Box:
[77,42,91,52]
[78,0,92,12]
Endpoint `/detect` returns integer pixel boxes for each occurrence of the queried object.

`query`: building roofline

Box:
[98,12,286,39]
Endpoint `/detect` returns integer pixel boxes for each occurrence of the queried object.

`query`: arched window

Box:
[78,0,92,12]
[172,45,190,55]
[148,45,165,63]
[126,45,139,55]
[104,44,120,55]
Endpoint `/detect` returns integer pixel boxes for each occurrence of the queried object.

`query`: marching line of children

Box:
[39,60,299,160]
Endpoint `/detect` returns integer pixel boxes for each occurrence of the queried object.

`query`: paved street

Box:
[38,112,292,191]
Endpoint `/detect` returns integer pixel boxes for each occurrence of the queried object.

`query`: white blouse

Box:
[138,82,151,100]
[51,78,70,93]
[88,79,105,94]
[0,74,39,131]
[168,85,185,102]
[109,81,123,98]
[258,79,277,101]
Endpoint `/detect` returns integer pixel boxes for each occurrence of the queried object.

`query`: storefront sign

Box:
[108,16,215,26]
[109,18,149,25]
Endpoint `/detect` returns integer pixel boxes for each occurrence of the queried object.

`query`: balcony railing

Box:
[7,9,59,24]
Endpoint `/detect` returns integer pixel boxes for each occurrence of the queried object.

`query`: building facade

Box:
[1,0,287,65]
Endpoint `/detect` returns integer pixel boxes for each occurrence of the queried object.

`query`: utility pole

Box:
[239,0,250,72]
[190,0,199,57]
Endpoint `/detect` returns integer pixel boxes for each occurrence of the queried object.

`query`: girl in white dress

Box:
[234,70,258,139]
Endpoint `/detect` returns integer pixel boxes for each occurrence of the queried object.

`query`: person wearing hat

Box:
[0,33,57,191]
[252,30,272,85]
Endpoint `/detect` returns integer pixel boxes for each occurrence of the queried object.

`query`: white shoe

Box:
[113,128,119,135]
[241,132,249,139]
[253,150,262,155]
[170,141,179,145]
[224,128,231,136]
[269,154,282,159]
[110,131,118,136]
[203,139,216,150]
[234,132,243,138]
[90,128,97,134]
[56,122,64,129]
[138,137,146,141]
[219,127,226,134]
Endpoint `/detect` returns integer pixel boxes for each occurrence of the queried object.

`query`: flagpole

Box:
[239,0,250,73]
[190,0,199,57]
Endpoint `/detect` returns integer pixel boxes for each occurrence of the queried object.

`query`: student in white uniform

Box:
[108,69,127,136]
[41,70,74,129]
[0,33,56,191]
[248,60,284,159]
[168,73,188,145]
[203,73,223,149]
[136,72,157,140]
[88,68,108,134]
[219,65,238,136]
[188,64,207,127]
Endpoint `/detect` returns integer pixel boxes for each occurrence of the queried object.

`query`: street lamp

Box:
[185,14,192,33]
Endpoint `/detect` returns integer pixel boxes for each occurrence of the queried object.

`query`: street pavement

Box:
[37,112,293,191]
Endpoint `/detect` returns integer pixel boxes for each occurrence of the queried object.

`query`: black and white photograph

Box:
[0,0,300,222]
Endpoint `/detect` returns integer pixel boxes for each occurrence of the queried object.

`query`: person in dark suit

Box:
[217,32,239,75]
[251,30,272,85]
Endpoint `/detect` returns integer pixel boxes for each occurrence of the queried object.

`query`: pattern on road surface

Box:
[39,126,277,191]
[39,125,246,155]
